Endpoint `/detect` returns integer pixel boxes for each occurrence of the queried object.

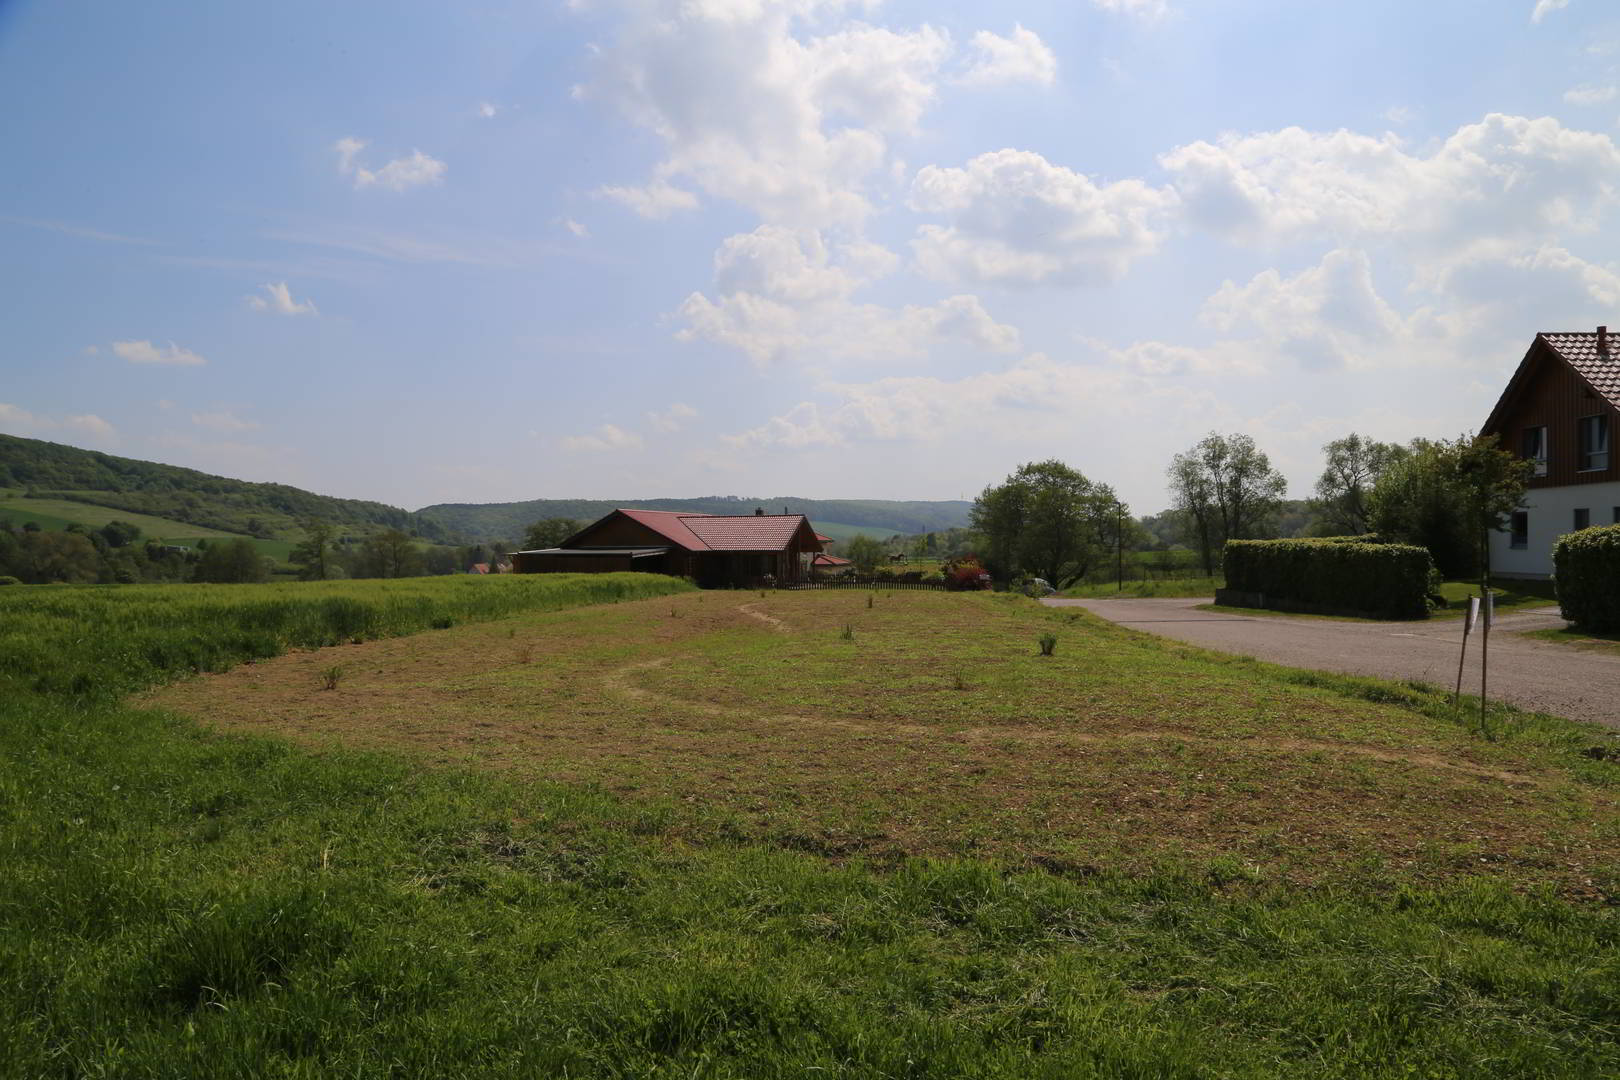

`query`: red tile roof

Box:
[606,509,819,552]
[614,509,712,550]
[682,514,809,551]
[1484,331,1620,436]
[813,553,851,566]
[1539,332,1620,408]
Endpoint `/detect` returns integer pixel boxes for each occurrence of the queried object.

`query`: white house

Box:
[1482,329,1620,579]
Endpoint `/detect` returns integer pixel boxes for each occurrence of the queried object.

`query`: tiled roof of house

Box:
[1540,332,1620,407]
[813,553,851,566]
[604,509,819,552]
[681,514,809,551]
[614,509,712,550]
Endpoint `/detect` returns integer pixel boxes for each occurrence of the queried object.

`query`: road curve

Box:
[1043,596,1620,730]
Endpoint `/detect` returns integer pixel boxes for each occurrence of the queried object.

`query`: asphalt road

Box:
[1043,597,1620,730]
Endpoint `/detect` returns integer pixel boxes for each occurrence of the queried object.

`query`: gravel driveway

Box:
[1043,597,1620,729]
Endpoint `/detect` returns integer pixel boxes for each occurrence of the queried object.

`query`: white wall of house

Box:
[1490,480,1620,578]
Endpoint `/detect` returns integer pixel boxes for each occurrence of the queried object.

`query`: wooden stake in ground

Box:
[1479,587,1493,739]
[1453,595,1477,706]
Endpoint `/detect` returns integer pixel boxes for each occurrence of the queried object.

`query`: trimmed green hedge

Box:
[1553,523,1620,632]
[1224,538,1436,619]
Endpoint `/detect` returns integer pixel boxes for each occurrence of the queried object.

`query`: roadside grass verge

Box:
[7,583,1620,1075]
[1525,626,1620,655]
[1062,576,1221,598]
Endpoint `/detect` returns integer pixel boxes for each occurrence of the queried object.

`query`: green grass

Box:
[4,581,1620,1076]
[1432,578,1559,619]
[0,496,250,540]
[1062,576,1222,598]
[1524,626,1620,654]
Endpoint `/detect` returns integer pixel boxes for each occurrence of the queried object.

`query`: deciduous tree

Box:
[1314,434,1406,535]
[289,519,337,581]
[1167,433,1287,575]
[1368,435,1530,580]
[971,460,1123,586]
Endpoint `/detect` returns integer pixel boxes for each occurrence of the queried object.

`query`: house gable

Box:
[1482,332,1620,489]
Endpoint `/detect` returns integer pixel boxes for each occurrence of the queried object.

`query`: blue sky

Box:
[3,0,1619,513]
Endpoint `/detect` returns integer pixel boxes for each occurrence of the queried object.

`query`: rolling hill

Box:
[419,496,975,544]
[0,433,455,543]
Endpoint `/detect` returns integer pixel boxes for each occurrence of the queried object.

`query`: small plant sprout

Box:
[841,623,855,641]
[320,664,345,691]
[952,670,969,691]
[1038,632,1057,657]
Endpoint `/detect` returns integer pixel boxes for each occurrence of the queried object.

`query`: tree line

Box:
[857,430,1529,591]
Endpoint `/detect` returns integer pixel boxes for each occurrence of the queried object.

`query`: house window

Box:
[1574,508,1591,531]
[1522,426,1548,476]
[1510,511,1528,549]
[1578,415,1610,471]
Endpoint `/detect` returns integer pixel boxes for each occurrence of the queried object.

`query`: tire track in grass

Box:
[601,657,1540,788]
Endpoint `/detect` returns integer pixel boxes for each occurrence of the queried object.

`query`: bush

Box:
[1554,523,1620,632]
[1223,537,1436,619]
[0,576,20,586]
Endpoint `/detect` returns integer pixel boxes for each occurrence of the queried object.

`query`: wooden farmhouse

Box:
[510,508,825,587]
[1482,328,1620,578]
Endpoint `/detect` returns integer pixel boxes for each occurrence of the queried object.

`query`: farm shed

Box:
[510,508,824,587]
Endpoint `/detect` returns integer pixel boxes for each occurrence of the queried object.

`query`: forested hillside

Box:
[0,433,454,542]
[422,495,975,543]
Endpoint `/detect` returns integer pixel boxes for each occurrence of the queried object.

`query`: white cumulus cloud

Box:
[1532,0,1571,23]
[247,282,318,316]
[1160,113,1620,252]
[1093,0,1170,20]
[578,1,957,227]
[111,340,206,366]
[959,24,1057,86]
[0,403,118,445]
[677,225,1020,367]
[562,423,643,453]
[648,402,698,432]
[1563,84,1617,106]
[335,137,446,192]
[909,149,1176,286]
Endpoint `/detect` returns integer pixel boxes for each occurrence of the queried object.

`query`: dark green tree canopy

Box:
[1368,434,1530,580]
[971,460,1125,587]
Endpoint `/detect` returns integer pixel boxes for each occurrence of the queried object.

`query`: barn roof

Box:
[568,509,823,553]
[1483,331,1620,436]
[682,514,810,551]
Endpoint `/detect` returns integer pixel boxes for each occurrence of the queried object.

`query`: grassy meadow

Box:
[4,578,1620,1076]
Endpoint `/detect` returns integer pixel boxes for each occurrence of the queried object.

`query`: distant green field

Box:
[0,496,247,539]
[0,497,301,567]
[813,520,899,542]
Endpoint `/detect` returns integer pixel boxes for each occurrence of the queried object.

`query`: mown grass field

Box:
[5,578,1620,1076]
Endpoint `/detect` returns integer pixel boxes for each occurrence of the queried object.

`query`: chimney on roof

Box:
[783,506,789,515]
[754,507,763,516]
[1601,325,1610,355]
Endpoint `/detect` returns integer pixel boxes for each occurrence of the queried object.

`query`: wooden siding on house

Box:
[1486,339,1619,488]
